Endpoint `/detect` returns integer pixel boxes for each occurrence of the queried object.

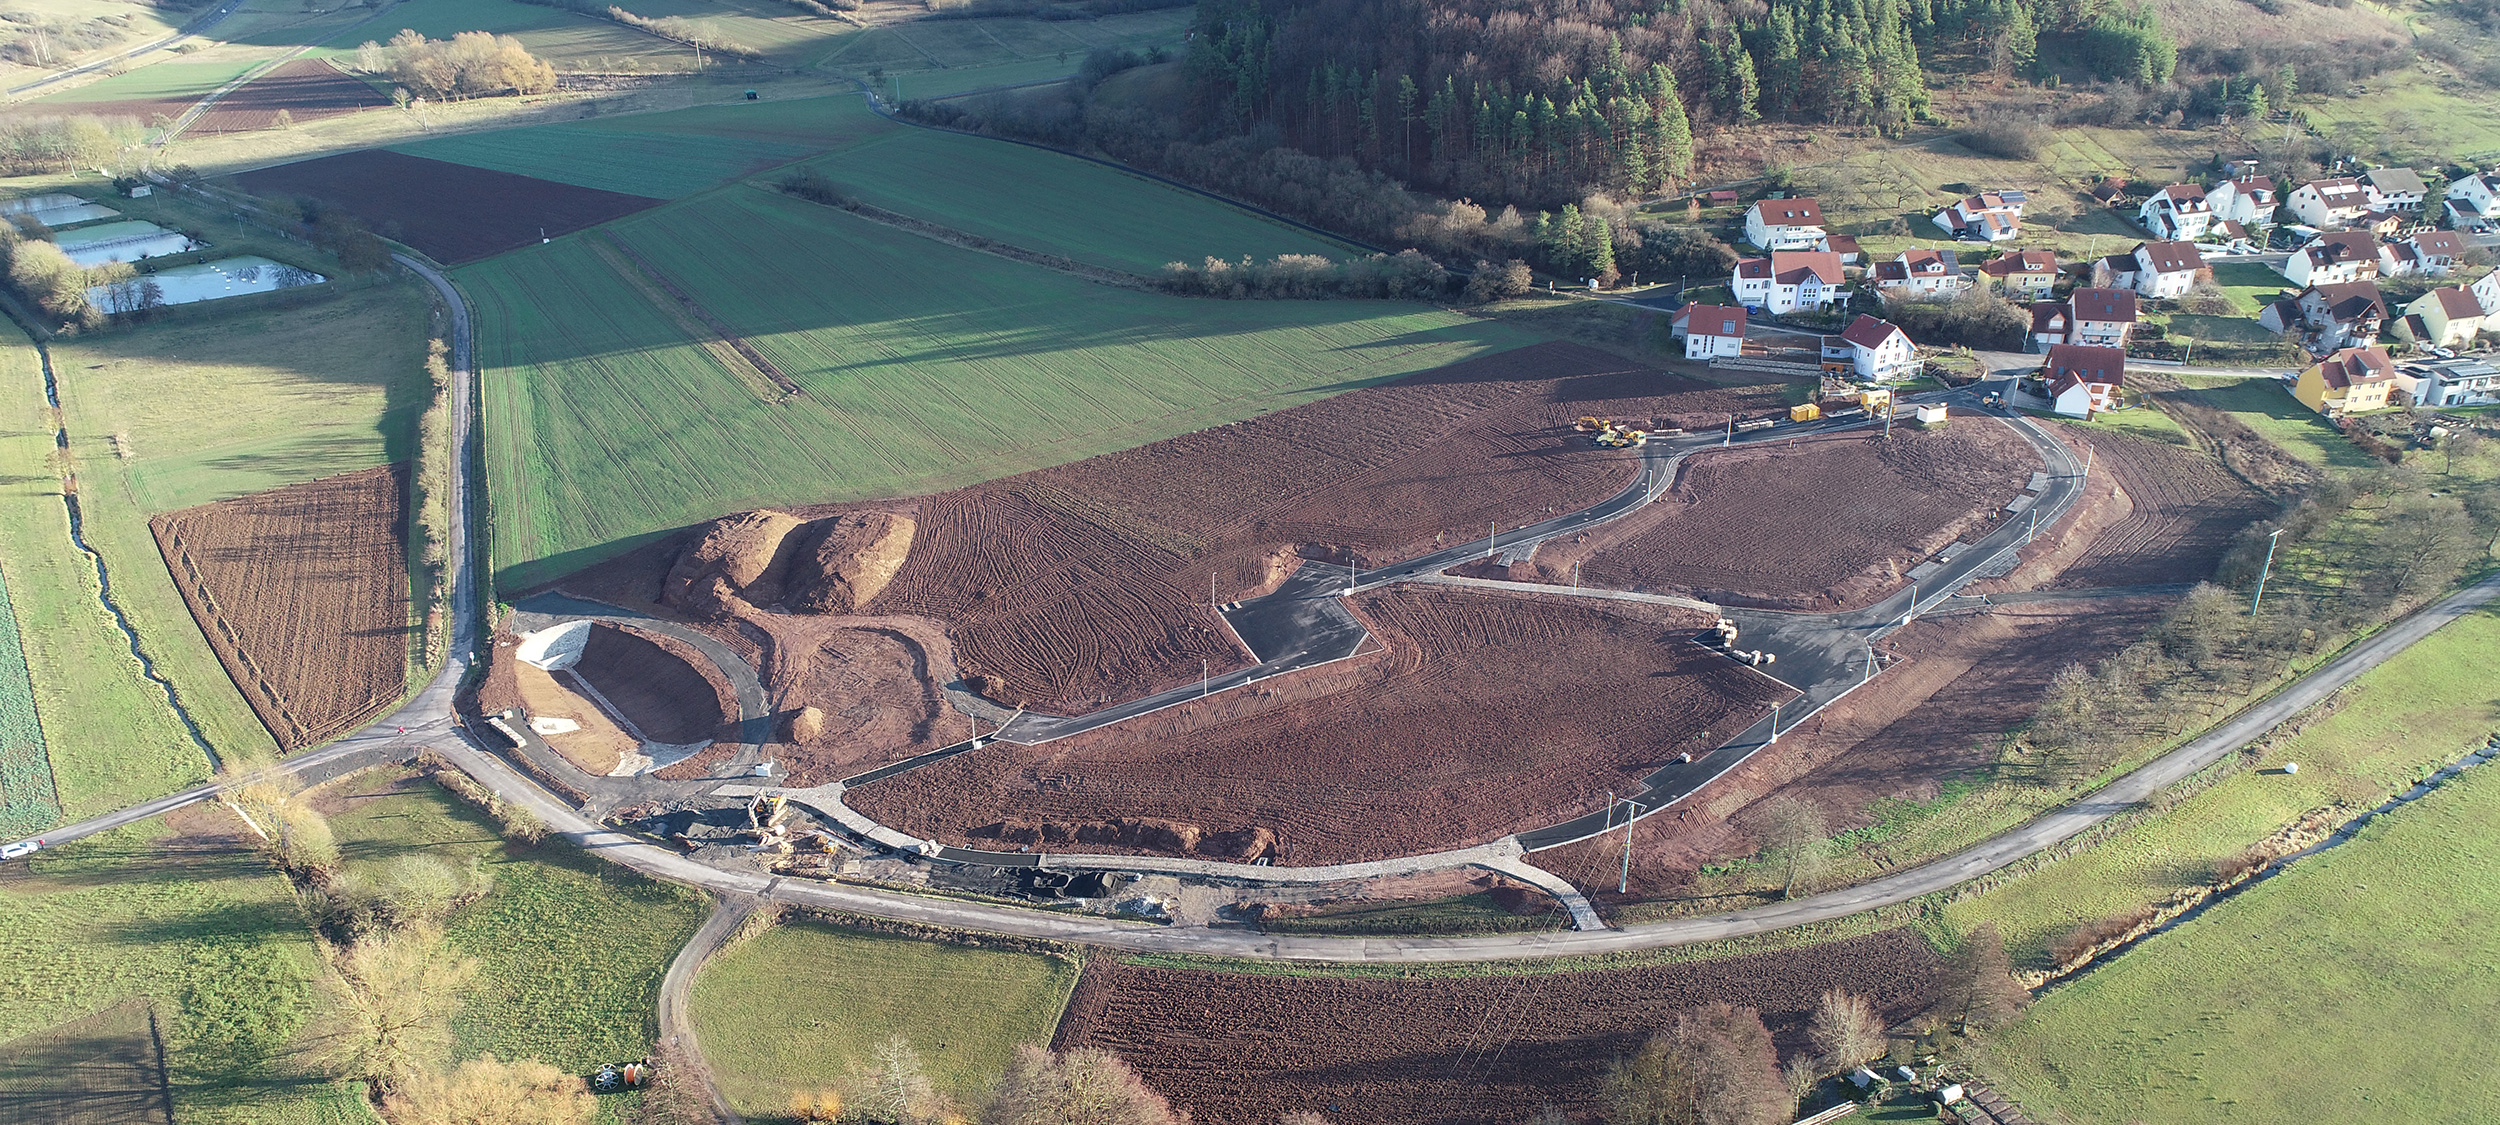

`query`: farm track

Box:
[597,232,802,397]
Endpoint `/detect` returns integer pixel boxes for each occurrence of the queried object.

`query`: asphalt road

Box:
[3,4,238,96]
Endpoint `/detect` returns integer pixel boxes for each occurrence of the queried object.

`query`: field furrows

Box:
[583,236,786,402]
[190,59,389,134]
[0,566,57,837]
[848,587,1789,864]
[1053,930,1940,1124]
[147,465,411,751]
[2053,429,2269,588]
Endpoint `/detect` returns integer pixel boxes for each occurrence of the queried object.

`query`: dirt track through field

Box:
[149,464,412,751]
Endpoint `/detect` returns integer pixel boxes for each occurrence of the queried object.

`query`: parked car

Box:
[2,839,42,860]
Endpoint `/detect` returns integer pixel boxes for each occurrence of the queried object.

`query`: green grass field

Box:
[325,768,708,1069]
[466,185,1533,588]
[2171,375,2381,470]
[800,125,1362,273]
[1985,755,2500,1123]
[26,58,262,111]
[0,810,364,1125]
[392,93,899,198]
[0,564,59,840]
[50,281,435,770]
[688,919,1078,1116]
[1942,605,2500,964]
[1258,893,1566,936]
[0,337,209,822]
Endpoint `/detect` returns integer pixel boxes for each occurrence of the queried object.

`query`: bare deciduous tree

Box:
[982,1045,1183,1125]
[382,1054,597,1125]
[1808,989,1887,1072]
[1606,1003,1785,1125]
[857,1036,939,1124]
[1931,924,2027,1033]
[1759,796,1830,899]
[331,925,479,1091]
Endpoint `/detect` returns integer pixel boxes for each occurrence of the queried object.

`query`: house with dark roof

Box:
[1979,248,2060,300]
[2380,230,2464,278]
[2288,177,2373,229]
[2361,167,2429,213]
[2447,171,2500,230]
[2093,241,2207,299]
[2043,345,2125,417]
[2283,231,2382,287]
[2028,288,2137,353]
[1934,191,2026,241]
[1819,234,1864,264]
[1731,251,1847,314]
[2393,286,2488,350]
[1871,248,1968,300]
[2209,164,2277,227]
[2408,357,2500,407]
[2262,280,2388,351]
[2292,346,2399,415]
[1838,314,1918,381]
[1744,197,1827,250]
[1670,303,1749,359]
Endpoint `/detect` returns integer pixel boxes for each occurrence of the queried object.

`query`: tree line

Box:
[352,30,558,100]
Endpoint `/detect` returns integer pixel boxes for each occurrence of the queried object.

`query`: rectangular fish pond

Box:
[53,220,196,266]
[86,256,326,312]
[0,192,119,228]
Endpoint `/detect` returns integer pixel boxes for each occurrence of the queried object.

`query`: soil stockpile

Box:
[149,464,411,751]
[662,509,806,612]
[568,623,734,745]
[847,587,1792,865]
[786,511,914,613]
[232,149,663,264]
[1543,414,2041,610]
[1053,930,1941,1125]
[751,615,962,782]
[1540,597,2173,903]
[192,59,390,133]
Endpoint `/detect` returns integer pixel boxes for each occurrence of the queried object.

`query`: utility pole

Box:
[1768,701,1781,744]
[1202,659,1210,697]
[1863,639,1877,684]
[1619,796,1635,894]
[2250,526,2286,615]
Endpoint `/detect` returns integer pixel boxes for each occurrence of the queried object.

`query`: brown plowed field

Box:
[556,342,1788,716]
[149,464,411,752]
[847,586,1792,865]
[2044,429,2266,588]
[569,623,734,744]
[1053,930,1941,1125]
[1538,597,2174,906]
[1535,413,2040,610]
[191,59,389,134]
[232,149,663,264]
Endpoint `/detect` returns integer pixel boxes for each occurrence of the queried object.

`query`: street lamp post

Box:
[2250,526,2286,615]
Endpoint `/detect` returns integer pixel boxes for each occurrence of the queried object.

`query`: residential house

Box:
[1934,191,2026,241]
[2291,345,2400,416]
[2138,184,2213,241]
[2208,163,2277,227]
[2352,210,2403,238]
[2212,219,2259,252]
[2408,357,2500,407]
[2380,230,2465,278]
[2287,177,2373,229]
[2447,171,2500,230]
[1839,314,1919,381]
[1820,234,1864,264]
[2361,167,2430,213]
[2094,241,2207,299]
[2261,280,2388,351]
[1872,248,1967,300]
[2475,269,2500,317]
[2392,286,2486,350]
[2282,231,2381,287]
[1979,248,2061,300]
[1670,303,1749,359]
[2029,288,2137,352]
[2043,345,2125,418]
[1731,251,1847,314]
[1745,197,1827,249]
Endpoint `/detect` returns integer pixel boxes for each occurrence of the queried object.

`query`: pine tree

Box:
[1586,214,1617,280]
[1765,9,1803,118]
[1395,73,1419,166]
[2273,62,2297,103]
[1729,35,1762,124]
[2240,80,2268,122]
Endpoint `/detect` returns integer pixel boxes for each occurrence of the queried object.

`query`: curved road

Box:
[11,239,2498,961]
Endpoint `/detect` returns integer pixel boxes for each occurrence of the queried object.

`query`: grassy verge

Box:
[0,808,363,1125]
[1257,893,1566,937]
[324,768,708,1070]
[49,279,434,769]
[1940,603,2500,964]
[688,919,1079,1117]
[467,185,1535,588]
[1982,750,2500,1123]
[2171,375,2381,471]
[0,334,209,821]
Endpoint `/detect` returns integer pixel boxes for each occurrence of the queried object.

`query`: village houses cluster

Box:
[1667,158,2500,420]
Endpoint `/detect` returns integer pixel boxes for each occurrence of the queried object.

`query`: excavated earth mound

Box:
[662,509,806,611]
[786,511,916,613]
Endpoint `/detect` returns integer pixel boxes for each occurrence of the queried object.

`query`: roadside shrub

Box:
[1959,108,2047,160]
[2048,904,2162,967]
[777,168,859,210]
[1461,258,1533,303]
[383,29,557,100]
[1159,249,1452,300]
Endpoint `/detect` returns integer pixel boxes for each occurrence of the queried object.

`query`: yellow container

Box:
[1790,403,1822,422]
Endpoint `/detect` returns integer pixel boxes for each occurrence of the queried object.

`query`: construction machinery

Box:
[1593,422,1649,447]
[1574,415,1608,432]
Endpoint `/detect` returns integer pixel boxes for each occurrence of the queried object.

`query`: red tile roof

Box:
[2315,346,2394,389]
[2044,344,2125,396]
[2154,183,2209,209]
[2310,280,2387,324]
[2411,230,2464,257]
[1677,303,1748,337]
[2072,287,2138,324]
[1839,314,1906,350]
[1751,198,1825,226]
[1768,251,1845,285]
[2138,241,2206,274]
[2433,286,2484,321]
[1982,248,2059,277]
[2030,301,2068,334]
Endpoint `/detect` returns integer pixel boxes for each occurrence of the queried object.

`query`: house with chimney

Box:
[1731,251,1847,314]
[2094,241,2206,299]
[2138,183,2214,241]
[2029,288,2137,352]
[2287,176,2374,230]
[2393,286,2487,350]
[1871,248,1968,300]
[1744,197,1828,250]
[1979,248,2061,301]
[2362,167,2430,213]
[2043,345,2125,418]
[1933,191,2026,241]
[2380,230,2464,278]
[2447,170,2500,231]
[2292,346,2401,416]
[2283,231,2382,287]
[2207,163,2277,227]
[1670,303,1749,359]
[2261,280,2388,351]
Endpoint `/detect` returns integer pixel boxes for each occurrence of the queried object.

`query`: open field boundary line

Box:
[768,183,1156,291]
[596,231,803,396]
[583,234,788,402]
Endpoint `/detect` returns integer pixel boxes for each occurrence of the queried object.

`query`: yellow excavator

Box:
[1593,423,1649,448]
